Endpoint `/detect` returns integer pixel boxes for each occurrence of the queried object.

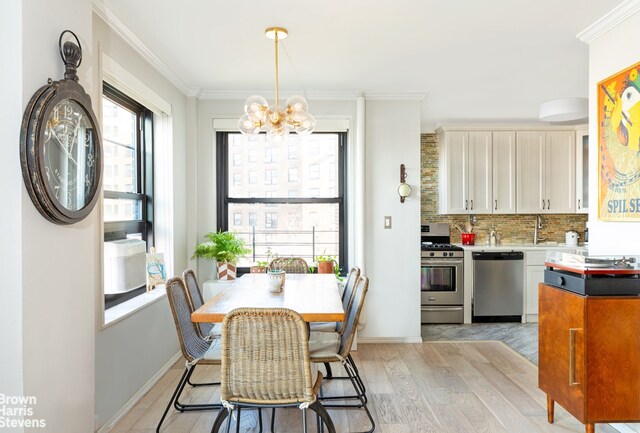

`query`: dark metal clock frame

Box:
[20,30,102,224]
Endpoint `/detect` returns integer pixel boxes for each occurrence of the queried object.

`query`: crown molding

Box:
[363,92,426,101]
[577,0,640,44]
[92,0,194,96]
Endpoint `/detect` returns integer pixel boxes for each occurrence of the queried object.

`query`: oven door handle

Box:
[421,259,464,266]
[421,306,463,311]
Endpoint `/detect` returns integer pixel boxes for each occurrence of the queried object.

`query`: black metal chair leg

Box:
[235,407,242,433]
[210,408,229,433]
[270,407,276,433]
[309,401,336,433]
[324,362,333,379]
[174,365,222,411]
[156,367,190,432]
[302,408,308,433]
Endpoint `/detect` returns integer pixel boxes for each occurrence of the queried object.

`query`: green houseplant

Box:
[192,230,250,281]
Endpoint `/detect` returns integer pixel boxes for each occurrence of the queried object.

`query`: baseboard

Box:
[358,336,423,344]
[96,351,182,433]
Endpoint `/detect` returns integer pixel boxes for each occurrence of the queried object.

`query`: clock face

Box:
[42,99,98,212]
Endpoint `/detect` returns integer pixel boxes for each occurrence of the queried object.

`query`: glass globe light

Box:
[294,112,316,135]
[266,124,289,144]
[244,95,268,117]
[285,95,309,113]
[238,114,261,135]
[265,105,284,128]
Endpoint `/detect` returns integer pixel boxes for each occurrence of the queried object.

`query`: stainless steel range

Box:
[421,223,464,324]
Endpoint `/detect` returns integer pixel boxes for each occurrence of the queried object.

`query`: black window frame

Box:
[102,82,154,309]
[217,131,348,275]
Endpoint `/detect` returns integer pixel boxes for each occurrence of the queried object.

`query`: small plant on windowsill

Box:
[250,260,269,274]
[315,254,343,281]
[192,230,250,281]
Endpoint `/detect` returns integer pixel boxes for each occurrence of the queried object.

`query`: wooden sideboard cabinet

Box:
[538,283,640,433]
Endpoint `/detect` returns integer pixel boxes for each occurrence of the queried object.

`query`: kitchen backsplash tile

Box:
[421,133,588,244]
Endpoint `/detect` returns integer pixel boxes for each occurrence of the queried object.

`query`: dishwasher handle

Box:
[472,251,524,260]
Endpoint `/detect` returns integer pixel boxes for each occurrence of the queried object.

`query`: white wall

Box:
[20,1,96,431]
[587,7,640,256]
[0,3,24,432]
[92,13,188,429]
[359,100,422,341]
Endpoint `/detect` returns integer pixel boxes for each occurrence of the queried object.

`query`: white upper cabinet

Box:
[438,130,492,214]
[516,130,576,213]
[492,131,516,213]
[575,127,589,214]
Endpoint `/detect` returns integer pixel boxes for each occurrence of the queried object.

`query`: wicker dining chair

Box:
[157,277,222,433]
[183,269,222,340]
[311,266,361,334]
[268,257,309,273]
[209,308,335,433]
[308,275,375,433]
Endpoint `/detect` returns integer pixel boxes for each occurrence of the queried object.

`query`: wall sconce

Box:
[398,164,412,203]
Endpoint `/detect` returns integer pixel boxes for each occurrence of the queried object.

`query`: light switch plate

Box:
[384,216,392,229]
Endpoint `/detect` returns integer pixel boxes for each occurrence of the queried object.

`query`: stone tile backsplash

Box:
[421,133,588,244]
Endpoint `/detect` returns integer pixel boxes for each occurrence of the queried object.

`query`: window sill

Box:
[102,285,166,329]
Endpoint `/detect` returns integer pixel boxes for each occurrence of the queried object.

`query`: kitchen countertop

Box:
[457,243,588,252]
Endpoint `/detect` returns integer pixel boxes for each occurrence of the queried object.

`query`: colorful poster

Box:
[146,252,166,290]
[598,61,640,221]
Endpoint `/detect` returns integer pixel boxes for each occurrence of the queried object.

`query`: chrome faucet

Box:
[534,215,545,245]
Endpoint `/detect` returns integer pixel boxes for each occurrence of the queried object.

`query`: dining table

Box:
[191,273,345,323]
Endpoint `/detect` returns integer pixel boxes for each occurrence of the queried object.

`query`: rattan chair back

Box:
[268,257,309,274]
[182,269,214,339]
[220,308,316,405]
[338,275,369,358]
[166,277,210,363]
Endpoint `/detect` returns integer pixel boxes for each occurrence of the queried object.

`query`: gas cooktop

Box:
[421,242,464,252]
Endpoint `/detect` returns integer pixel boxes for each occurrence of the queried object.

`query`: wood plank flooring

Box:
[109,341,619,433]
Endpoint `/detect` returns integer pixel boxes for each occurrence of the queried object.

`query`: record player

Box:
[544,251,640,296]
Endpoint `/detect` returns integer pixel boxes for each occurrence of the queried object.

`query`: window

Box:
[102,82,154,309]
[265,169,277,185]
[288,168,298,183]
[234,212,242,225]
[248,149,257,163]
[265,212,278,229]
[233,173,242,186]
[217,132,346,272]
[309,164,320,179]
[233,153,242,166]
[248,170,257,184]
[265,147,277,163]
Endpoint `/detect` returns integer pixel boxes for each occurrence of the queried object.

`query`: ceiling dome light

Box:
[539,97,588,122]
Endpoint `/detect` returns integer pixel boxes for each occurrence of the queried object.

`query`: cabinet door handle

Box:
[470,199,474,210]
[569,328,581,386]
[465,199,468,210]
[542,199,546,210]
[548,199,550,210]
[578,199,581,209]
[495,199,498,210]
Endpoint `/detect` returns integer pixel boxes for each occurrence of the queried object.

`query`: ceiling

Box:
[100,0,622,131]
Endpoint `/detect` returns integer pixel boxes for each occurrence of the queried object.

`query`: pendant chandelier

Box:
[238,27,315,143]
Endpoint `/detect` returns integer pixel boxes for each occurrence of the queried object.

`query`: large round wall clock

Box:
[20,30,102,224]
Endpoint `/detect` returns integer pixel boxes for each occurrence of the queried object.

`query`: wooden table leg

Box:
[585,423,594,433]
[546,395,554,423]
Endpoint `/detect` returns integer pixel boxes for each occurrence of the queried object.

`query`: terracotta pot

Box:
[318,261,334,274]
[250,266,267,273]
[217,262,236,280]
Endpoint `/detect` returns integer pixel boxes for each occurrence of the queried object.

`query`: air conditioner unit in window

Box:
[104,239,147,294]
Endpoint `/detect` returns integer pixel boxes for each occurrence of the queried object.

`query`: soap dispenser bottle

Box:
[489,225,497,246]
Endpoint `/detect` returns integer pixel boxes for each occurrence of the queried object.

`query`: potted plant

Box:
[192,230,250,281]
[316,254,336,274]
[250,260,269,273]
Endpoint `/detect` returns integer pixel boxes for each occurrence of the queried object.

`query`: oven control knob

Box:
[429,252,435,257]
[557,276,565,286]
[442,252,447,257]
[449,252,454,257]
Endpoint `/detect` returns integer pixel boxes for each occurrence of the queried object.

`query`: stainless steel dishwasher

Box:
[472,251,524,320]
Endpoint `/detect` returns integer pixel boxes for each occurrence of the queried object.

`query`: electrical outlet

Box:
[384,216,392,229]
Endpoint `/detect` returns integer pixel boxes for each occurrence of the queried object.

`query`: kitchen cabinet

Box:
[539,283,640,433]
[438,130,492,214]
[524,250,546,321]
[575,128,589,214]
[492,131,516,213]
[516,131,576,213]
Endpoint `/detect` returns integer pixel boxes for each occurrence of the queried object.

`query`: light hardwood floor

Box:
[109,341,619,433]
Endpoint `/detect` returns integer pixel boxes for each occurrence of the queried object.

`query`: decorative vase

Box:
[267,270,285,292]
[217,262,236,281]
[318,261,334,274]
